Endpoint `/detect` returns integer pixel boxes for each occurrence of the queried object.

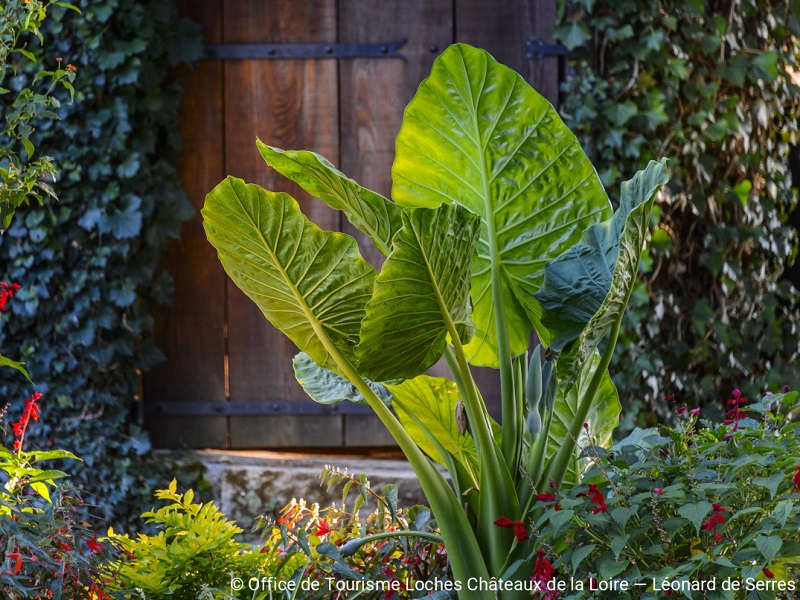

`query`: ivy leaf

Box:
[748,50,779,83]
[101,196,142,239]
[718,53,748,86]
[554,21,592,50]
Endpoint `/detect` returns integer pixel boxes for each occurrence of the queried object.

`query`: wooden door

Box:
[145,0,559,449]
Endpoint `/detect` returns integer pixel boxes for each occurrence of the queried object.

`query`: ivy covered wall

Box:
[556,0,800,423]
[0,0,204,528]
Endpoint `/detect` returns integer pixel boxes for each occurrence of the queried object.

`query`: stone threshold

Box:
[197,450,429,529]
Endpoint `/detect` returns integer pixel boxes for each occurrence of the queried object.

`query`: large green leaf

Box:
[537,159,669,391]
[389,376,479,477]
[546,353,620,485]
[355,202,480,381]
[202,177,376,372]
[257,141,403,257]
[293,351,391,406]
[392,43,611,366]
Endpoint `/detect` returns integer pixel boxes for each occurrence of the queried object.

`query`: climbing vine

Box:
[556,0,800,422]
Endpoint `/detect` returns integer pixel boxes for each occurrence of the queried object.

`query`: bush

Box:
[556,0,800,419]
[0,390,116,600]
[531,388,800,599]
[0,0,76,229]
[0,0,204,530]
[108,470,451,600]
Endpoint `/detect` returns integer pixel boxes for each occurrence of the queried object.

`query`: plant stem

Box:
[310,323,491,597]
[339,530,445,557]
[546,313,624,491]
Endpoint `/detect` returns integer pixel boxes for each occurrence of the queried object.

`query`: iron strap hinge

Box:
[145,399,374,417]
[204,39,407,61]
[526,39,580,59]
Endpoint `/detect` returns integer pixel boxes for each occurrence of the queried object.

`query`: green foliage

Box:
[0,0,202,530]
[203,42,667,597]
[0,0,77,230]
[109,471,451,600]
[0,396,116,600]
[556,0,800,417]
[108,478,262,600]
[531,390,800,599]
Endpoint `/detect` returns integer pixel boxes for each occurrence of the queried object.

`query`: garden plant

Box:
[532,388,800,599]
[203,42,668,598]
[0,0,203,530]
[555,0,800,416]
[108,468,449,600]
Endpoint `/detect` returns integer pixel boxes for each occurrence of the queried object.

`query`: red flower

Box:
[531,548,558,598]
[583,483,608,514]
[0,282,20,312]
[792,466,800,494]
[5,552,22,575]
[513,521,529,542]
[85,534,103,554]
[763,567,774,579]
[11,392,43,453]
[494,516,514,528]
[535,493,556,502]
[314,519,331,537]
[689,408,700,416]
[702,504,726,542]
[653,488,664,495]
[494,516,528,542]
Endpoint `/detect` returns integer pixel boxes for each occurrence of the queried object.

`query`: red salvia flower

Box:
[535,493,556,502]
[702,503,726,543]
[494,516,528,542]
[763,567,774,579]
[0,282,21,312]
[513,521,529,542]
[531,548,558,599]
[12,391,43,453]
[792,466,800,494]
[493,516,514,528]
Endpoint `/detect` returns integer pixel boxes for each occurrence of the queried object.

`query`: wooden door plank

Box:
[222,0,343,447]
[231,415,343,449]
[145,0,228,448]
[336,1,454,445]
[338,0,453,269]
[455,0,559,104]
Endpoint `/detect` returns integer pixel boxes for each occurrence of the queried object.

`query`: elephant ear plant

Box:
[203,43,668,598]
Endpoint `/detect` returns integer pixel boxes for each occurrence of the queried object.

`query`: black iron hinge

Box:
[526,39,581,59]
[145,399,374,417]
[204,39,407,61]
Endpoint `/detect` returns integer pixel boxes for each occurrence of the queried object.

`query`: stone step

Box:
[199,450,429,529]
